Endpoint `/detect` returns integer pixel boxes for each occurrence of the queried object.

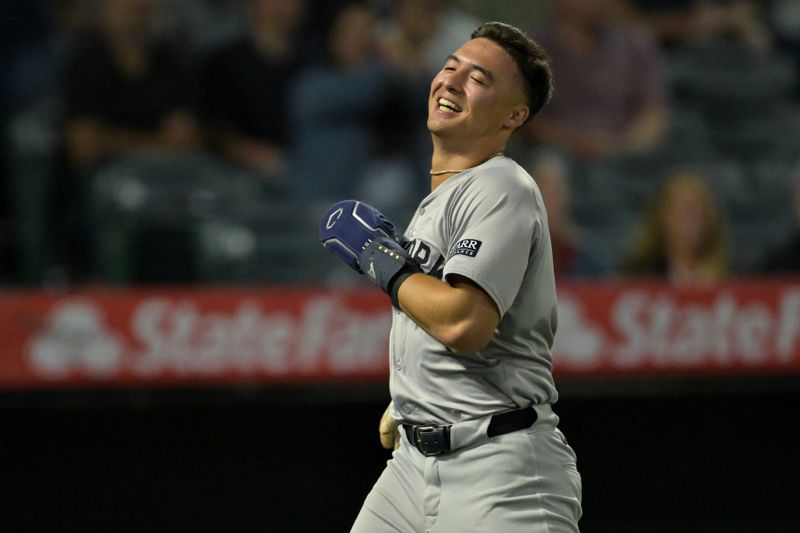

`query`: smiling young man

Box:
[322,21,582,533]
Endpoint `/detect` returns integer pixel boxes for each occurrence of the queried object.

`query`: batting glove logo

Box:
[326,207,344,229]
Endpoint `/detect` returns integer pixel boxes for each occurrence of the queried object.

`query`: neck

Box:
[429,137,506,190]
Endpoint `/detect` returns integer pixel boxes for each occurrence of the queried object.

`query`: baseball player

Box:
[319,21,582,532]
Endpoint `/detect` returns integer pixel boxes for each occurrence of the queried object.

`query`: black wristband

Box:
[389,270,416,309]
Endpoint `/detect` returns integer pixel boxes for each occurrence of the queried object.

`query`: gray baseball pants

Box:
[350,404,582,532]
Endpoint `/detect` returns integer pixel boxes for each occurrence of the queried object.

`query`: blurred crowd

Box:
[1,0,799,287]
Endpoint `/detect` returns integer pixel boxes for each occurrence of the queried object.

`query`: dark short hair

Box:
[471,22,554,120]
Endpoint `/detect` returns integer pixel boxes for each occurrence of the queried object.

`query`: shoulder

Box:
[445,157,542,227]
[463,157,539,204]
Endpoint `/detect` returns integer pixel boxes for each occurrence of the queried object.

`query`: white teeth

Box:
[437,98,461,112]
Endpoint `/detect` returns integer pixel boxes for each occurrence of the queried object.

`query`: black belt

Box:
[402,405,539,457]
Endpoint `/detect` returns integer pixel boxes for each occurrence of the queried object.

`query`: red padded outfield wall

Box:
[1,280,799,389]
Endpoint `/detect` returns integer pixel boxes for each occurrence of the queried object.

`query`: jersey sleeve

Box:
[442,169,542,317]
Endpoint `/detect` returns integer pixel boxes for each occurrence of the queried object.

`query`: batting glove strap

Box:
[358,238,420,308]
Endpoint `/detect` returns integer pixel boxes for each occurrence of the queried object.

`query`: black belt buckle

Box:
[413,425,450,456]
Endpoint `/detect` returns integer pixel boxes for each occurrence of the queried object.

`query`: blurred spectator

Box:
[62,0,200,171]
[158,0,245,54]
[200,0,308,184]
[763,165,800,273]
[375,0,482,185]
[58,0,200,281]
[454,0,550,35]
[621,170,729,285]
[379,0,480,79]
[622,0,772,51]
[527,0,668,161]
[768,0,800,101]
[528,151,605,279]
[1,0,53,282]
[287,2,394,203]
[4,1,91,117]
[3,0,93,284]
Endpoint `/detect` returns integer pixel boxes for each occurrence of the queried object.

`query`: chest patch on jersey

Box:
[450,238,483,258]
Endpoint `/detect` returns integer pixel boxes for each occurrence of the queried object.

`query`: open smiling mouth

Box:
[437,97,462,113]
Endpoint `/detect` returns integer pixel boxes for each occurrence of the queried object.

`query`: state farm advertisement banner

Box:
[1,280,799,388]
[554,280,800,376]
[0,288,392,388]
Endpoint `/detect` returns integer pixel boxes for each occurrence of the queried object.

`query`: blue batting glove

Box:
[319,200,399,273]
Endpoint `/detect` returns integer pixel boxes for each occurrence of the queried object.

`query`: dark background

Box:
[2,378,799,533]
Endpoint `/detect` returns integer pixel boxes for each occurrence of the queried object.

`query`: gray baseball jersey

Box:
[389,155,559,425]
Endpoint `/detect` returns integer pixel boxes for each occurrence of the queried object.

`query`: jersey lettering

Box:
[411,241,431,264]
[429,255,445,280]
[405,239,444,279]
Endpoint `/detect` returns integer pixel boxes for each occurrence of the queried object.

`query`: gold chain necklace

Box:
[429,151,505,176]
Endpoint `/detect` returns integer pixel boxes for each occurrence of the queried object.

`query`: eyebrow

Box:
[446,54,495,82]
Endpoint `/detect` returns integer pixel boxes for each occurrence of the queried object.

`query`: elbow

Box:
[439,319,495,354]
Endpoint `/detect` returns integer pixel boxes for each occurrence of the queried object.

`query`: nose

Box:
[442,69,466,94]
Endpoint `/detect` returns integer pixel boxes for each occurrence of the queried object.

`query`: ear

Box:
[503,104,530,130]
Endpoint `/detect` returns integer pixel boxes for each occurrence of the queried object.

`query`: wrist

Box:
[358,238,421,303]
[389,270,416,309]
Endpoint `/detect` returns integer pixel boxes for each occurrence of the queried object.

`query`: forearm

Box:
[317,201,499,353]
[397,273,498,354]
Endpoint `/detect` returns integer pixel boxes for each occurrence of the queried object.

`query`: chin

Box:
[428,124,450,137]
[427,117,458,136]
